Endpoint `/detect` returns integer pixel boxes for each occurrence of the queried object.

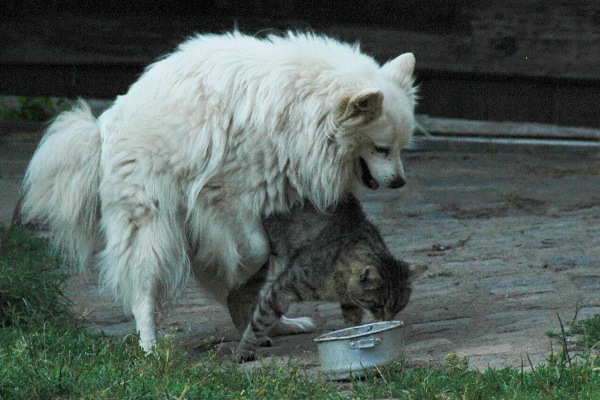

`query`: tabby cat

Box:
[232,194,426,362]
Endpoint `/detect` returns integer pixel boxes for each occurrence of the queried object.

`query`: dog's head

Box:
[335,53,417,190]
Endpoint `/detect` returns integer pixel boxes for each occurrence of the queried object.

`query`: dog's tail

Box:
[21,100,102,271]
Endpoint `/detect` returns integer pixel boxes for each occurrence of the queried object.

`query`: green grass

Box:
[0,226,70,328]
[2,226,600,399]
[567,315,600,349]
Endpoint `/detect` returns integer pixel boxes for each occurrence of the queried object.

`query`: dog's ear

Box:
[335,88,383,125]
[380,52,415,90]
[351,89,383,113]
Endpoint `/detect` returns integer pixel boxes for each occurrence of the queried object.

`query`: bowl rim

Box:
[313,320,403,343]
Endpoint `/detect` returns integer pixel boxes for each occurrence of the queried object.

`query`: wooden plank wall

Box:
[2,0,600,128]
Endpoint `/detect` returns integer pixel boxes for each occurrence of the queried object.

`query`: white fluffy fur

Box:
[21,32,417,351]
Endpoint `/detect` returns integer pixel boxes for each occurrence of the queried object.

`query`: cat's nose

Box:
[384,309,399,321]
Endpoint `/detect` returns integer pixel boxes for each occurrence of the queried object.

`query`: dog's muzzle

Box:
[358,158,406,189]
[388,176,406,189]
[359,157,380,190]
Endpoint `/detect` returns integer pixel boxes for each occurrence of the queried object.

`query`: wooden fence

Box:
[2,0,600,128]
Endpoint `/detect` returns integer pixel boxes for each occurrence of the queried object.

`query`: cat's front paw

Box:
[234,348,256,363]
[258,336,273,347]
[268,316,317,336]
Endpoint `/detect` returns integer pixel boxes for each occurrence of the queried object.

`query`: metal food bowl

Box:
[314,320,404,380]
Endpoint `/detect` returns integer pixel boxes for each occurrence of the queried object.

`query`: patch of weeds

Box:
[549,313,600,350]
[0,96,68,121]
[349,351,600,399]
[570,315,600,348]
[0,225,70,329]
[444,352,470,371]
[546,307,600,352]
[1,325,345,400]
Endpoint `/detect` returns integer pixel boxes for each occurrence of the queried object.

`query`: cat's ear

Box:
[359,265,381,282]
[408,264,428,282]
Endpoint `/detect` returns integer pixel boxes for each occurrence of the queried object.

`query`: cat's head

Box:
[346,258,427,321]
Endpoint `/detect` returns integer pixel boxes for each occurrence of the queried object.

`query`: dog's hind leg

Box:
[98,190,190,353]
[131,290,158,352]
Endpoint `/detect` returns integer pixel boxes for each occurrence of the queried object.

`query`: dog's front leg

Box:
[239,216,270,269]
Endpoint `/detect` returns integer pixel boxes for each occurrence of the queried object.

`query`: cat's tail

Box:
[21,100,102,270]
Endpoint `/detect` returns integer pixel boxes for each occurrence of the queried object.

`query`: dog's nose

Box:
[388,176,406,189]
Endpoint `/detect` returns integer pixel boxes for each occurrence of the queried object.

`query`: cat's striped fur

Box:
[233,194,426,362]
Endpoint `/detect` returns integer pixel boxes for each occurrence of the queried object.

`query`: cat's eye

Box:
[374,145,391,156]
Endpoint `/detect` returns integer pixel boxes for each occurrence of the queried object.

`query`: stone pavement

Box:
[1,126,599,372]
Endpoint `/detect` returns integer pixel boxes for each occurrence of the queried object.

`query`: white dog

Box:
[21,32,417,352]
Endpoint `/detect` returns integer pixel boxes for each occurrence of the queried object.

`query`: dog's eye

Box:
[374,145,391,156]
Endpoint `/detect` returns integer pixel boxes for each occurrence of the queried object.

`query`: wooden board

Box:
[3,2,600,79]
[1,1,600,127]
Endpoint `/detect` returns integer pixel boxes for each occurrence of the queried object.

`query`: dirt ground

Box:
[53,140,600,372]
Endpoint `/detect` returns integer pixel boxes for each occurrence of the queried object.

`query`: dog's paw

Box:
[234,348,256,363]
